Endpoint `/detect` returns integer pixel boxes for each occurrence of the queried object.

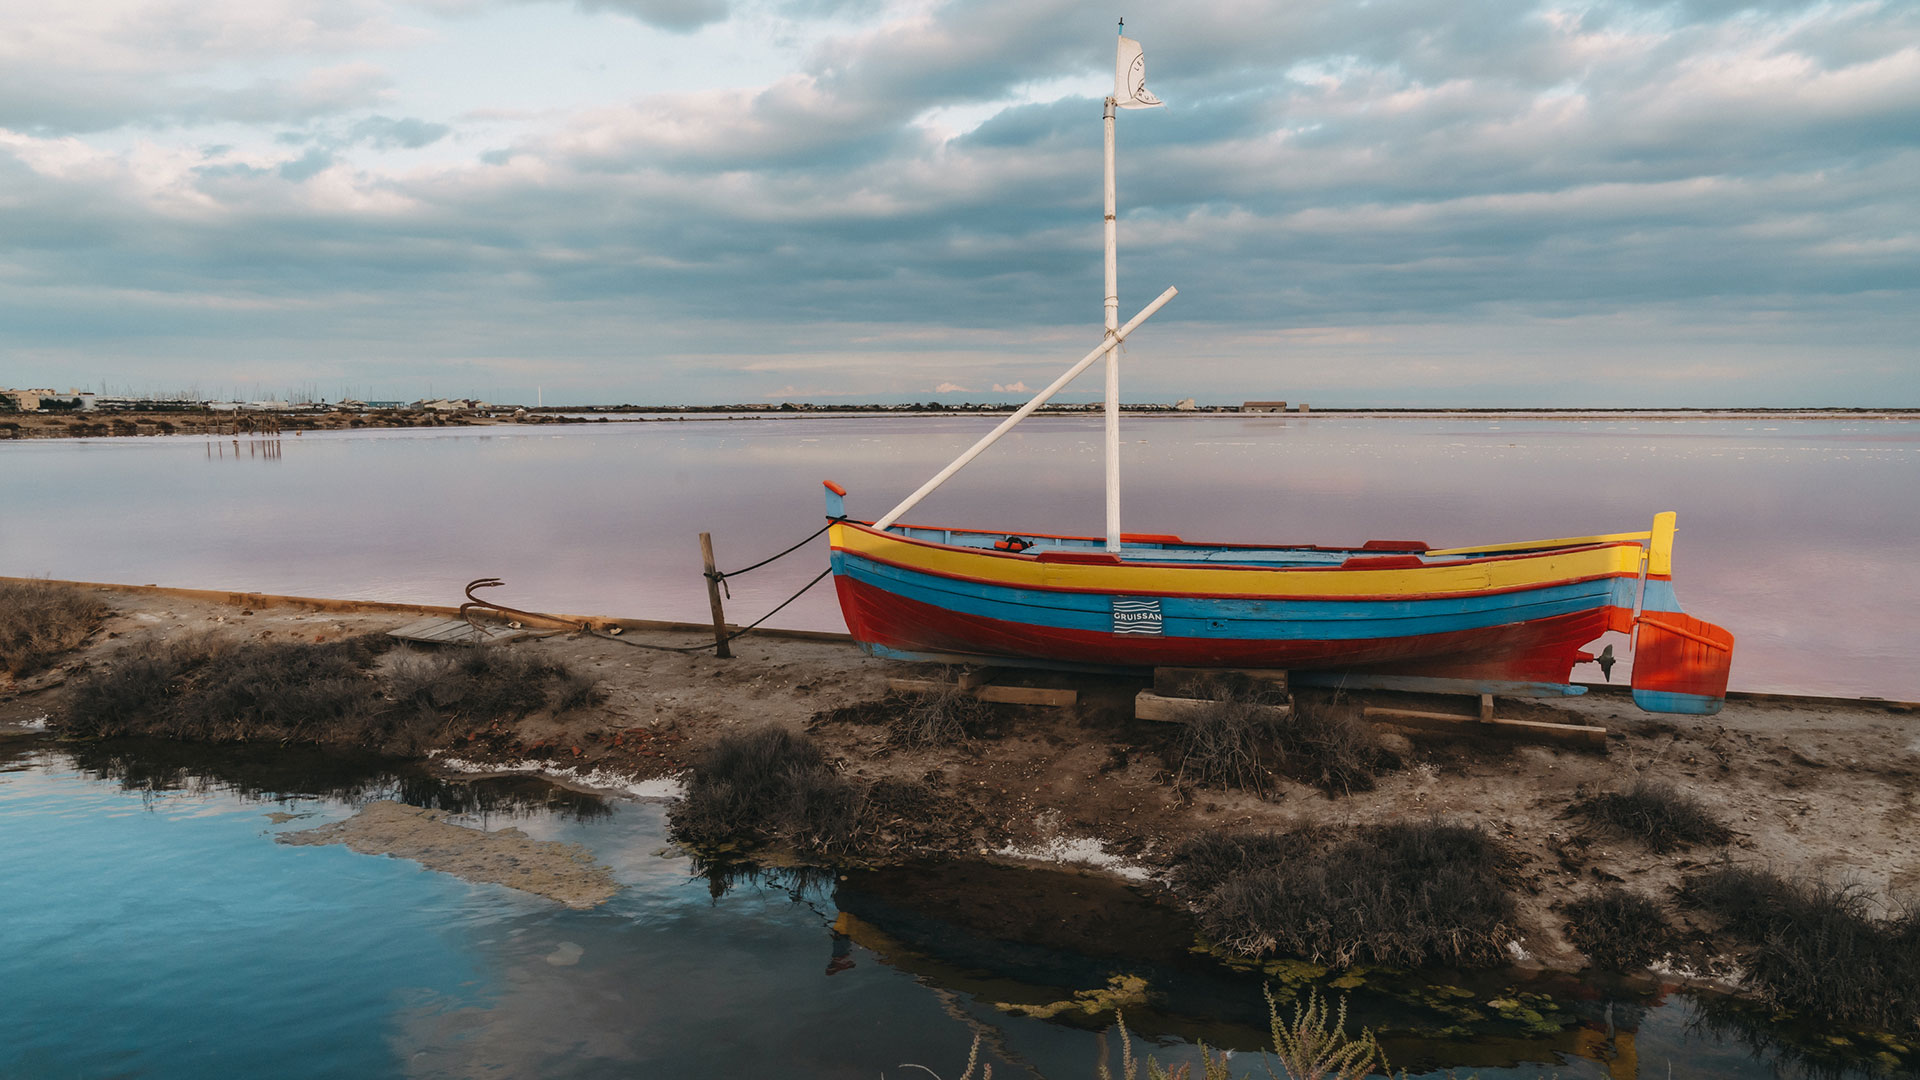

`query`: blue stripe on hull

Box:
[1632,689,1725,715]
[831,551,1620,643]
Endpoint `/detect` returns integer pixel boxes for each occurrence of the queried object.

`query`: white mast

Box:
[865,29,1172,536]
[1105,23,1163,552]
[1103,94,1121,552]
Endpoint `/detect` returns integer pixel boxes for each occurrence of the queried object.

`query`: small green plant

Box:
[1264,988,1391,1080]
[1097,1010,1234,1080]
[915,990,1406,1080]
[901,1034,991,1080]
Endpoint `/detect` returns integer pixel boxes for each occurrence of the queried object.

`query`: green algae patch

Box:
[997,975,1149,1020]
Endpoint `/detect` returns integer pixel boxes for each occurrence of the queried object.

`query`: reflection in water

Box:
[207,436,282,461]
[1682,993,1919,1080]
[3,416,1916,696]
[59,736,612,821]
[685,853,838,903]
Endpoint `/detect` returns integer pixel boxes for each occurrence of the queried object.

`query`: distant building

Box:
[1242,401,1288,412]
[1173,397,1197,411]
[1,388,95,411]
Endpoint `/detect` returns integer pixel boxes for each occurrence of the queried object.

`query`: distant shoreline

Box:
[3,404,1915,441]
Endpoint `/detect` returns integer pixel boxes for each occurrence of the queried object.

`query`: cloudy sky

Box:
[1,0,1915,406]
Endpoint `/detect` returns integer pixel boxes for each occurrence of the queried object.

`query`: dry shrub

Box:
[1187,820,1517,968]
[61,637,206,738]
[887,687,997,748]
[1176,692,1397,798]
[59,637,598,754]
[1570,776,1731,852]
[1170,829,1321,899]
[669,727,867,857]
[0,579,108,677]
[64,636,388,742]
[1281,697,1399,795]
[1176,695,1286,795]
[1687,866,1920,1030]
[1563,887,1674,971]
[387,646,602,731]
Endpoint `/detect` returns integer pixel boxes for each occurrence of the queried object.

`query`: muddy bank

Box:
[6,581,1919,994]
[278,799,619,908]
[0,408,526,440]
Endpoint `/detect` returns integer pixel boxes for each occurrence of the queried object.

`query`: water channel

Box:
[3,735,1898,1079]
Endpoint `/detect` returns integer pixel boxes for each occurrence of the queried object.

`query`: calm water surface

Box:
[2,737,1898,1079]
[4,414,1914,697]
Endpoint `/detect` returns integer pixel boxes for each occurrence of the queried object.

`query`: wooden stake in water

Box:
[699,532,732,659]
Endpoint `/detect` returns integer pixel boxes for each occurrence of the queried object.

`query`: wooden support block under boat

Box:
[1135,690,1293,725]
[1362,706,1607,749]
[886,677,1077,708]
[1152,667,1289,699]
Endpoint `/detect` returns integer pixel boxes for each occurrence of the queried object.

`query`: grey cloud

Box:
[573,0,729,32]
[1,0,1915,405]
[351,115,453,149]
[0,66,392,136]
[277,148,337,182]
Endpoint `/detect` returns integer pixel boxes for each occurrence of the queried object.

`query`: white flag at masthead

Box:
[1114,35,1163,109]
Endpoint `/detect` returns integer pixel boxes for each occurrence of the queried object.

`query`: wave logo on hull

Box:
[1112,598,1164,635]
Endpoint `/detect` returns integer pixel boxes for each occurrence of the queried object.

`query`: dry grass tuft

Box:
[1570,776,1731,852]
[59,637,600,754]
[0,579,108,677]
[1175,691,1398,798]
[1182,820,1518,968]
[887,686,997,748]
[669,726,868,857]
[1687,865,1920,1030]
[1562,886,1675,971]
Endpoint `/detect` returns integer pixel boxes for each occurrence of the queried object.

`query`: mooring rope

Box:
[705,518,838,599]
[457,519,840,654]
[588,567,833,653]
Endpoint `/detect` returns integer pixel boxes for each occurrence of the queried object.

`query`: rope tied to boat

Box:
[455,518,842,654]
[703,518,839,599]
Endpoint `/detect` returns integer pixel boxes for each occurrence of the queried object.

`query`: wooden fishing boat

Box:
[821,30,1734,714]
[823,490,1733,713]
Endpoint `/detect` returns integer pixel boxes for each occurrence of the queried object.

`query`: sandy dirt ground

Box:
[3,584,1916,974]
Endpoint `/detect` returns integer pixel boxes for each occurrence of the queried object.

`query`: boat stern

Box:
[1628,513,1735,715]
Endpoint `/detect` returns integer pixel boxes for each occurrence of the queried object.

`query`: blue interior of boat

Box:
[882,523,1456,567]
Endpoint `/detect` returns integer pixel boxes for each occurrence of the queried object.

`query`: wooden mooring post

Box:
[698,532,732,658]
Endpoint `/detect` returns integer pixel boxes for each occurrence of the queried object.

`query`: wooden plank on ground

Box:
[1362,706,1607,749]
[887,677,1076,707]
[1152,667,1289,698]
[388,617,529,645]
[1136,690,1293,725]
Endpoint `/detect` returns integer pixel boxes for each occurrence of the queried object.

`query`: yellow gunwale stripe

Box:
[829,522,1643,599]
[1427,529,1653,557]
